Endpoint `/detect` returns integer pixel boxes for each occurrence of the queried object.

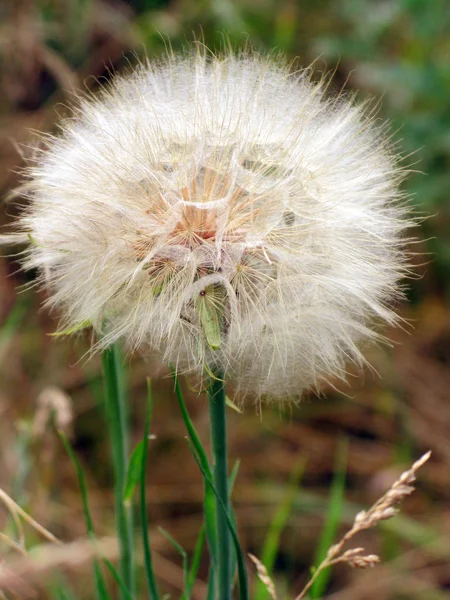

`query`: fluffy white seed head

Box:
[7,49,412,400]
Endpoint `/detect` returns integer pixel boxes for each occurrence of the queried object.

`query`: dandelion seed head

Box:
[9,48,412,400]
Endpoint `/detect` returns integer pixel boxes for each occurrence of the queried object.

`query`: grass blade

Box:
[58,432,110,600]
[310,438,348,599]
[182,525,206,600]
[158,527,187,559]
[187,440,249,600]
[47,575,77,600]
[54,589,76,600]
[228,460,241,590]
[171,370,217,565]
[171,369,213,479]
[229,460,241,492]
[203,479,218,566]
[255,459,305,600]
[173,373,244,597]
[141,379,160,600]
[0,295,28,352]
[124,440,145,504]
[158,527,189,596]
[103,559,134,600]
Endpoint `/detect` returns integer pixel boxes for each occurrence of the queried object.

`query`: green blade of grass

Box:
[48,575,78,600]
[171,370,217,565]
[228,460,241,590]
[310,437,348,599]
[141,379,160,600]
[124,440,145,505]
[58,432,110,600]
[203,478,218,567]
[54,589,76,600]
[187,439,249,600]
[158,527,187,560]
[49,320,91,337]
[103,558,134,600]
[181,461,240,600]
[172,372,244,597]
[182,525,206,600]
[0,296,28,360]
[158,527,189,596]
[171,369,213,479]
[229,460,241,492]
[255,459,306,600]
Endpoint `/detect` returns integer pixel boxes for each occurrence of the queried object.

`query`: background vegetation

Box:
[1,0,449,598]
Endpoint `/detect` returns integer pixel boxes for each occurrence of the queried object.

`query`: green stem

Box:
[208,374,231,600]
[102,344,134,599]
[141,380,159,600]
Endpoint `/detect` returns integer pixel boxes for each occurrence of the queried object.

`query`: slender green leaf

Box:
[188,440,249,600]
[0,296,28,351]
[49,320,91,337]
[158,528,189,595]
[182,525,206,600]
[171,370,213,479]
[158,527,187,559]
[103,559,134,600]
[27,233,45,248]
[124,440,145,504]
[310,438,348,599]
[55,589,75,600]
[141,379,160,600]
[47,576,77,600]
[171,369,217,564]
[172,372,243,598]
[229,460,241,494]
[58,432,109,600]
[204,479,218,565]
[255,459,305,600]
[225,396,242,413]
[202,361,223,382]
[228,460,241,588]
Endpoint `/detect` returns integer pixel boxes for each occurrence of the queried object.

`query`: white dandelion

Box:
[5,49,412,400]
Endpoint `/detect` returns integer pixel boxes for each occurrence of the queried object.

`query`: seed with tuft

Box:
[3,47,413,400]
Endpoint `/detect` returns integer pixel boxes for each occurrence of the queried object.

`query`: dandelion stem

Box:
[207,373,231,600]
[102,344,134,599]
